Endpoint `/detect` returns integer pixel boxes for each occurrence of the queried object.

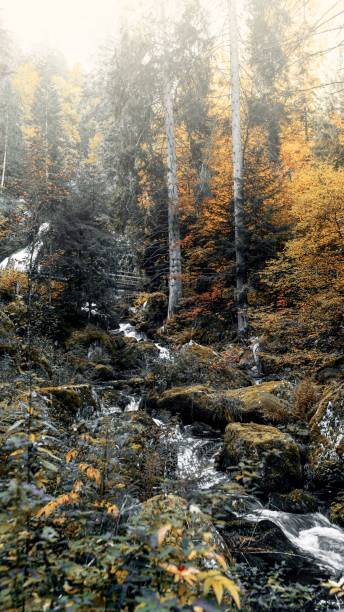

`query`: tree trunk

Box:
[164,80,182,319]
[229,0,248,335]
[161,0,182,319]
[1,109,8,189]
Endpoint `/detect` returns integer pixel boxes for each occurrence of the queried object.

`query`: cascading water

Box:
[116,321,171,360]
[96,320,344,580]
[243,508,344,574]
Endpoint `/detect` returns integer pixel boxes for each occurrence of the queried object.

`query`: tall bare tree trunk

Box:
[162,2,182,319]
[229,0,248,335]
[1,109,8,189]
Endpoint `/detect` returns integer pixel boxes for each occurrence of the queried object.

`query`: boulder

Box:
[39,384,101,418]
[270,489,318,513]
[156,342,251,390]
[220,422,302,492]
[314,355,344,384]
[309,382,344,491]
[220,381,293,425]
[153,381,294,429]
[155,385,231,429]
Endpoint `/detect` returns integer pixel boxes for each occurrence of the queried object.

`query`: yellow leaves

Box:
[86,132,103,165]
[322,577,344,598]
[156,523,172,546]
[79,433,97,444]
[93,500,119,517]
[65,449,78,463]
[72,479,83,493]
[9,449,24,458]
[110,569,128,584]
[202,571,240,608]
[160,563,200,586]
[78,463,101,487]
[37,493,79,518]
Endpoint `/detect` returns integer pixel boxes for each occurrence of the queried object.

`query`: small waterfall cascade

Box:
[92,319,344,580]
[250,336,262,380]
[0,222,50,272]
[116,321,171,360]
[243,508,344,574]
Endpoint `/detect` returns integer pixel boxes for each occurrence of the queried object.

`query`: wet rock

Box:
[220,423,302,492]
[131,292,168,331]
[220,382,293,425]
[39,384,101,418]
[314,355,344,384]
[164,342,252,389]
[309,382,344,492]
[154,385,231,429]
[270,489,318,513]
[153,381,294,430]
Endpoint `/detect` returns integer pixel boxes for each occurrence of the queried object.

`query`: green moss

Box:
[40,386,82,411]
[330,492,344,527]
[159,342,251,389]
[66,325,113,350]
[155,382,293,429]
[272,489,318,513]
[221,422,302,492]
[39,384,100,417]
[156,385,233,429]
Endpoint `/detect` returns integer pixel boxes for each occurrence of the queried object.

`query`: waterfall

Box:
[243,508,344,574]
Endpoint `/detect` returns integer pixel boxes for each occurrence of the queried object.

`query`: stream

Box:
[101,322,344,578]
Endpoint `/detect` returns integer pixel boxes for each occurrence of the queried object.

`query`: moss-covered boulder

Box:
[309,383,344,491]
[155,385,232,429]
[132,292,168,331]
[153,381,294,429]
[89,363,116,382]
[270,489,318,513]
[119,338,159,370]
[155,342,251,389]
[39,384,101,418]
[220,382,293,425]
[220,422,302,492]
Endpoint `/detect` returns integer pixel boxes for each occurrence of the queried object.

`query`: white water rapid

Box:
[244,508,344,574]
[117,322,171,360]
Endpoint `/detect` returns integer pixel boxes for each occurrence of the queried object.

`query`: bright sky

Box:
[0,0,129,66]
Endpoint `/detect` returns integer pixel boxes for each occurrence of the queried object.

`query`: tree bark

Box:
[164,79,182,319]
[1,109,8,189]
[229,0,248,335]
[161,0,182,319]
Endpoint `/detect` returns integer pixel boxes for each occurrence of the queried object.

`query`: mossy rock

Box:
[220,382,293,425]
[119,338,159,370]
[66,325,113,351]
[132,292,168,329]
[154,385,234,429]
[158,342,251,389]
[154,381,293,429]
[220,422,302,492]
[90,363,116,382]
[271,489,318,513]
[39,384,101,417]
[309,382,344,490]
[314,355,344,384]
[330,492,344,527]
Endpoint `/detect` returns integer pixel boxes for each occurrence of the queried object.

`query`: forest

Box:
[0,0,343,609]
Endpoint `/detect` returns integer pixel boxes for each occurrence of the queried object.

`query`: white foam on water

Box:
[244,508,344,573]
